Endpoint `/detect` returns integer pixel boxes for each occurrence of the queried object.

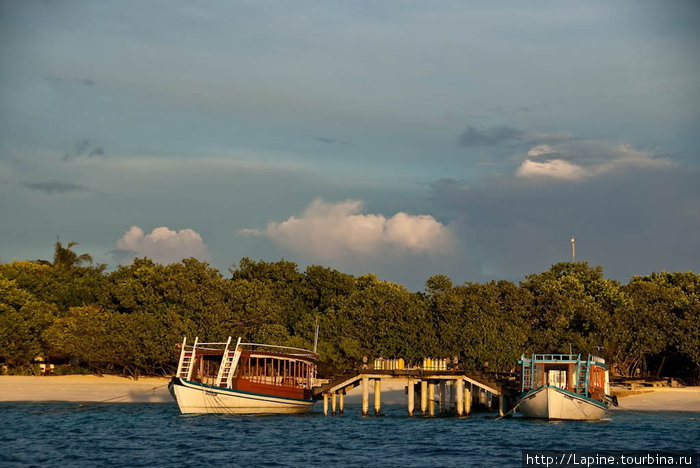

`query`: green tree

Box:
[0,278,56,368]
[52,239,93,269]
[521,262,617,357]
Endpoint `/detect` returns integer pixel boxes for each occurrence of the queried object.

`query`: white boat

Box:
[169,337,319,414]
[516,354,617,420]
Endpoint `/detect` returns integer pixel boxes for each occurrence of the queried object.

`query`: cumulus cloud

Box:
[527,144,554,157]
[516,140,671,181]
[241,199,455,259]
[113,225,209,264]
[516,159,586,181]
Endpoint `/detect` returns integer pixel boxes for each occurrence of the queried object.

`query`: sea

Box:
[1,403,698,467]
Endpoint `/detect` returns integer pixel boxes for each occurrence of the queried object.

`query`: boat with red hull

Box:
[169,337,319,414]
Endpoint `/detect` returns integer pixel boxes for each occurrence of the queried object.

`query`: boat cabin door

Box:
[547,369,567,389]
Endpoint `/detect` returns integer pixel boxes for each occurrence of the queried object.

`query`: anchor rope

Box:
[76,383,169,410]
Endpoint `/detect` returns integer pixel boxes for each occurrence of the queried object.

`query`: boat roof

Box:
[188,339,318,362]
[519,353,607,367]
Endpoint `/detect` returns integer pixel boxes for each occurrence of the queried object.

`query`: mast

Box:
[313,316,320,353]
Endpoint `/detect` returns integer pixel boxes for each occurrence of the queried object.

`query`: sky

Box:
[1,0,698,290]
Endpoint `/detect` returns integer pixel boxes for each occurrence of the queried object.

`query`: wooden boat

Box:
[169,337,319,414]
[516,354,617,420]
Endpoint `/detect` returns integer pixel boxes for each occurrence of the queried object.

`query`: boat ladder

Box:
[176,336,198,380]
[576,354,589,394]
[521,355,533,391]
[216,337,242,388]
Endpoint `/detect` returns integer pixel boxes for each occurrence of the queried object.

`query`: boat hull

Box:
[169,377,315,414]
[518,385,608,420]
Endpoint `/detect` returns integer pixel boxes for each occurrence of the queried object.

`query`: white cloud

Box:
[527,144,554,157]
[241,199,455,259]
[115,225,209,264]
[516,159,586,180]
[517,140,671,180]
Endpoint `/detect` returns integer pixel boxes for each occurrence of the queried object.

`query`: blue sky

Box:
[1,0,698,289]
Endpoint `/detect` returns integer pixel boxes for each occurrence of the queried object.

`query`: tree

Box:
[52,239,93,269]
[427,276,531,371]
[521,262,616,357]
[0,278,56,368]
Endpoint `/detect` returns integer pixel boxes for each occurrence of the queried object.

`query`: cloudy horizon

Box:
[1,1,698,290]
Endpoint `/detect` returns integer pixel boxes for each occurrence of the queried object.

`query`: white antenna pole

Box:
[313,316,319,354]
[571,237,576,262]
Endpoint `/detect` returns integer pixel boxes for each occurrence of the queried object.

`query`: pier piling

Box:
[331,392,337,416]
[407,380,415,416]
[420,380,428,415]
[456,379,464,416]
[464,385,471,415]
[362,377,369,416]
[428,382,436,416]
[374,379,381,415]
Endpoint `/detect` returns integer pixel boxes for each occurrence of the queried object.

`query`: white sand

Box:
[0,375,172,403]
[611,387,700,412]
[0,375,410,405]
[341,379,409,406]
[2,376,699,413]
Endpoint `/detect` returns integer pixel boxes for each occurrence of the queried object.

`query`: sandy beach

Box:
[0,375,172,403]
[611,386,700,412]
[2,376,700,412]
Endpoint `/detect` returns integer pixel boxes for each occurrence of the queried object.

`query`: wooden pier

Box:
[313,369,518,417]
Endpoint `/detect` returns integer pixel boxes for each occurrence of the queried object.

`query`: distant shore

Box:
[1,376,699,412]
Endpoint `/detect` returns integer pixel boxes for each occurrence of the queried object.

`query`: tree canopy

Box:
[0,248,698,381]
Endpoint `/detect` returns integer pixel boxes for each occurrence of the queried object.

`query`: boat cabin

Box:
[519,354,609,401]
[176,337,318,400]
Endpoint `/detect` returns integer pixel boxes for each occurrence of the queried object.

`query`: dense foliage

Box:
[1,242,698,381]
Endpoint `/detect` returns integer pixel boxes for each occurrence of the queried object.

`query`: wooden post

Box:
[339,390,345,415]
[450,380,456,412]
[420,380,428,416]
[362,377,369,416]
[439,381,446,413]
[499,394,506,417]
[428,382,435,416]
[479,388,486,407]
[323,392,329,416]
[464,385,471,415]
[374,379,381,415]
[407,380,415,416]
[456,379,464,416]
[331,391,337,416]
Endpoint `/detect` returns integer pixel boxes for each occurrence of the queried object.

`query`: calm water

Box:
[1,403,698,467]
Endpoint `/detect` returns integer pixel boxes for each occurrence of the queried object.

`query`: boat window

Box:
[238,353,313,389]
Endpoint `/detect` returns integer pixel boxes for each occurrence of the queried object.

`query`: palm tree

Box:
[53,238,93,268]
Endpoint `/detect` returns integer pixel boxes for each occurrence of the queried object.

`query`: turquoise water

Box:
[1,403,698,467]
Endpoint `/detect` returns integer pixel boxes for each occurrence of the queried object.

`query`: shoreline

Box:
[611,386,700,412]
[0,375,172,403]
[2,376,699,412]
